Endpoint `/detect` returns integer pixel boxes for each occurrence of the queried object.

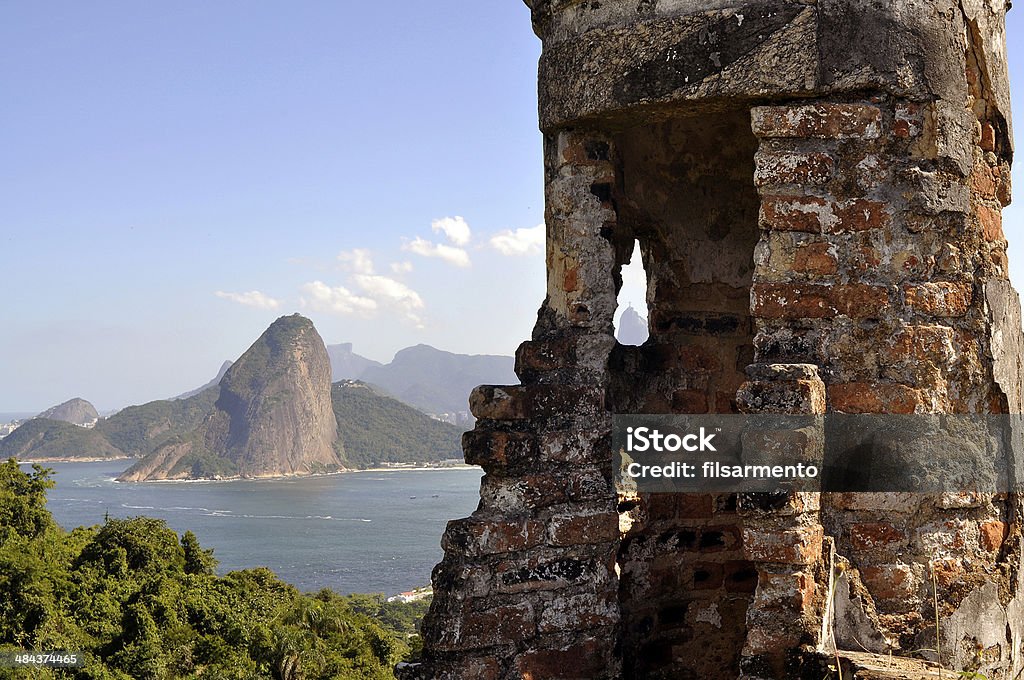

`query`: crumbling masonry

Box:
[407,1,1024,678]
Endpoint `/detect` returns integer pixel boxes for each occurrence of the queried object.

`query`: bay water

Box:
[32,459,483,596]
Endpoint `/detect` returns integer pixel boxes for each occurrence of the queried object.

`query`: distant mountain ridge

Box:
[326,343,382,381]
[355,344,516,414]
[2,316,465,476]
[180,343,513,418]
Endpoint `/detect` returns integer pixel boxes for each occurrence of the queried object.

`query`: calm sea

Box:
[32,460,483,596]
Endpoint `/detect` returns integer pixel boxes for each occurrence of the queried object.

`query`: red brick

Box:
[563,266,579,292]
[691,562,725,589]
[981,122,997,152]
[672,388,709,414]
[755,151,835,187]
[833,284,892,317]
[677,344,721,373]
[931,558,966,587]
[971,163,997,200]
[979,204,1004,241]
[751,283,888,320]
[516,638,610,679]
[850,522,906,550]
[903,281,972,317]
[832,198,891,232]
[828,382,923,414]
[751,103,882,139]
[980,520,1008,552]
[792,242,838,275]
[760,195,829,233]
[742,525,823,565]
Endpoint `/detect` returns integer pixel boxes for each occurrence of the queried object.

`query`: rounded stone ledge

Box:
[744,362,821,381]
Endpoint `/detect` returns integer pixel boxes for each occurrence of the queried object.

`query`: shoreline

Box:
[16,456,133,464]
[16,457,481,482]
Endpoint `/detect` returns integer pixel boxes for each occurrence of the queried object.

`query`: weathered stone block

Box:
[516,337,579,375]
[463,429,539,470]
[902,281,973,317]
[860,564,917,600]
[737,380,826,414]
[547,510,619,547]
[827,382,923,414]
[753,569,815,611]
[538,592,618,633]
[792,241,838,276]
[469,384,604,421]
[751,103,882,139]
[441,516,545,557]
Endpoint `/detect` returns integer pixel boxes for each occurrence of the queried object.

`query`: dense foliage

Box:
[331,381,462,467]
[0,459,426,679]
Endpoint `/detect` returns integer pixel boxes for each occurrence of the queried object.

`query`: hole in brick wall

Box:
[698,530,726,549]
[610,109,761,679]
[614,239,650,346]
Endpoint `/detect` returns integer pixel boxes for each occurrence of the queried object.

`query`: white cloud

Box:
[390,261,414,274]
[337,248,375,275]
[490,224,545,256]
[299,281,377,316]
[431,216,471,246]
[403,237,471,268]
[353,274,425,326]
[300,275,425,327]
[215,290,282,310]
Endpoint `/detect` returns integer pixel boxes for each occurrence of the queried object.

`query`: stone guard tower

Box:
[409,1,1024,678]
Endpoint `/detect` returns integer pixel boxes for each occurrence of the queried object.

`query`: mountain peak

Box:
[119,316,341,481]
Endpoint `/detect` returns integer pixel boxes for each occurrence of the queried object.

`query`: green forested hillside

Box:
[96,388,219,457]
[331,381,463,467]
[0,419,123,460]
[4,378,464,470]
[0,459,427,679]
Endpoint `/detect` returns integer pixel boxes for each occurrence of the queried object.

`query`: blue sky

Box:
[1,3,1022,411]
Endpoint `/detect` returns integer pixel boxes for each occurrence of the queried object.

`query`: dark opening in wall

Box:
[607,108,760,680]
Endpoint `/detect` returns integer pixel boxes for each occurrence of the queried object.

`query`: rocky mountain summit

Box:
[117,314,342,481]
[35,398,99,426]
